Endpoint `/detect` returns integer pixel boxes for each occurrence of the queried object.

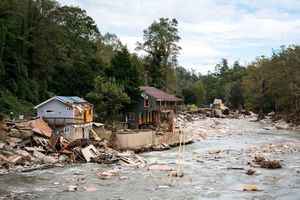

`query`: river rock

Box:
[274,120,290,130]
[67,185,77,192]
[214,109,223,118]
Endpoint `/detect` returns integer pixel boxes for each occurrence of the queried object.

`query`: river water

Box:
[1,118,300,200]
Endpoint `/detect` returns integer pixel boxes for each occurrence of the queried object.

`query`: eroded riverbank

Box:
[1,118,300,200]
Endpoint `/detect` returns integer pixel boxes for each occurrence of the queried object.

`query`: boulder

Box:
[275,120,290,130]
[214,109,223,118]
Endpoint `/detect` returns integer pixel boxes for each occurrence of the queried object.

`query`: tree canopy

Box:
[1,0,300,124]
[137,18,181,92]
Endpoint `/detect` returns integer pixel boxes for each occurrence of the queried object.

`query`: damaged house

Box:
[127,86,183,129]
[34,96,93,141]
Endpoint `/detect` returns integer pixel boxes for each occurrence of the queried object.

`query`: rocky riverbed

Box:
[1,118,300,200]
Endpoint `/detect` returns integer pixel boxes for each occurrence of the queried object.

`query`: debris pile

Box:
[274,119,291,130]
[177,103,256,125]
[0,118,146,173]
[251,156,282,169]
[246,142,300,155]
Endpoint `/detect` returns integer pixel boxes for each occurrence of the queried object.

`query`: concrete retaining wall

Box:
[115,130,192,150]
[115,131,154,149]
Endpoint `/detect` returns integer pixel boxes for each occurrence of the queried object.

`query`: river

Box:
[1,118,300,200]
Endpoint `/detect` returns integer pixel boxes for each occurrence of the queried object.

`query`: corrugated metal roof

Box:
[56,96,87,104]
[140,86,182,102]
[34,96,89,109]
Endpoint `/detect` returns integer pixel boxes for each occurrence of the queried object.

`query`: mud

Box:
[1,118,300,200]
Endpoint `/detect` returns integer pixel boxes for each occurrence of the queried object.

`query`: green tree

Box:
[110,47,142,108]
[137,18,181,90]
[87,76,130,123]
[192,80,206,106]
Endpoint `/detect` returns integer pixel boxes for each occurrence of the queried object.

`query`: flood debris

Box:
[148,164,173,171]
[90,151,119,164]
[81,144,99,162]
[274,119,291,130]
[252,156,282,169]
[227,167,245,170]
[117,151,146,168]
[242,184,261,192]
[33,150,57,164]
[246,169,256,175]
[169,170,184,177]
[119,176,128,180]
[0,118,147,174]
[97,169,119,179]
[67,185,78,192]
[84,185,97,192]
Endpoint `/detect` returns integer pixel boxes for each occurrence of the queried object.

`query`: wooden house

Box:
[34,96,93,140]
[127,86,183,129]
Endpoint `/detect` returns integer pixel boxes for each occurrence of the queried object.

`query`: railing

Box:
[42,117,90,125]
[157,105,179,111]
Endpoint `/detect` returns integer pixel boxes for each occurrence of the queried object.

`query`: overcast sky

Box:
[58,0,300,74]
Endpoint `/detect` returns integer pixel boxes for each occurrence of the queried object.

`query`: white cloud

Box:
[180,39,220,58]
[58,0,300,74]
[118,36,141,52]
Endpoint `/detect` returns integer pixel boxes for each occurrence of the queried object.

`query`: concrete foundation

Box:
[115,129,192,150]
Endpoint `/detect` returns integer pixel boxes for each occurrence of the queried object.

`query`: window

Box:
[66,107,72,110]
[144,99,149,108]
[46,110,53,113]
[64,127,70,134]
[128,112,135,120]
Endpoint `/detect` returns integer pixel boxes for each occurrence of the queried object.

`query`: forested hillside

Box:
[0,0,299,123]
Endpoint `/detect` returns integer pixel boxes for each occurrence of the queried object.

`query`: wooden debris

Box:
[148,164,173,171]
[81,145,99,162]
[242,184,261,191]
[96,169,119,179]
[246,169,256,175]
[227,167,244,170]
[33,150,57,164]
[253,156,282,169]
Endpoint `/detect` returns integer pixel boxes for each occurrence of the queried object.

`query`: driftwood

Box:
[17,163,64,173]
[253,156,282,169]
[117,153,146,167]
[227,167,245,170]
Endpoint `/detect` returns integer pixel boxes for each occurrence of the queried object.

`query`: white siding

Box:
[37,99,74,125]
[56,123,92,141]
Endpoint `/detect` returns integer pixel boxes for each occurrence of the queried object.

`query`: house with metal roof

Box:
[34,96,93,140]
[127,86,183,129]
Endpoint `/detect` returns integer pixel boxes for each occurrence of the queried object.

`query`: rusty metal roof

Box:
[140,86,182,102]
